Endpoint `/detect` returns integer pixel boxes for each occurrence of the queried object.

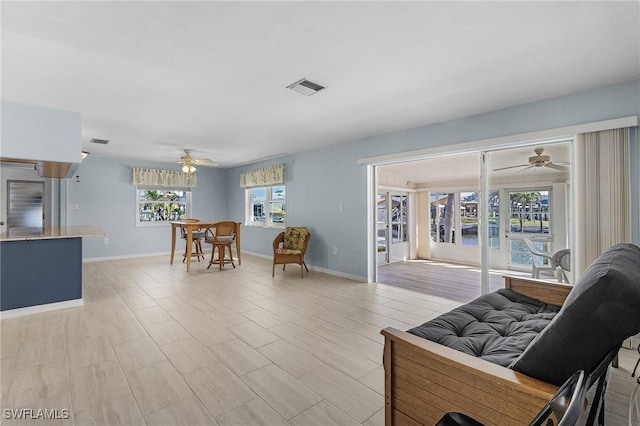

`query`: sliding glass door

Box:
[483,141,572,291]
[371,139,572,289]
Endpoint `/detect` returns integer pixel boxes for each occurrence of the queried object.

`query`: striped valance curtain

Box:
[574,128,630,278]
[132,167,197,188]
[240,164,285,188]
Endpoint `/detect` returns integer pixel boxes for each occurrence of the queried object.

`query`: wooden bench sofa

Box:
[382,243,640,425]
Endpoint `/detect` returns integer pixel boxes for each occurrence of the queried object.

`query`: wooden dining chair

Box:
[181,218,205,262]
[204,221,237,271]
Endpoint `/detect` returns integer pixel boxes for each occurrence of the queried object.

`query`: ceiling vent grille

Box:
[286,78,325,96]
[90,138,110,144]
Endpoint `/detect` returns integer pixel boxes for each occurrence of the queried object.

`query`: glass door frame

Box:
[504,186,553,272]
[481,140,573,293]
[376,192,389,264]
[377,190,410,265]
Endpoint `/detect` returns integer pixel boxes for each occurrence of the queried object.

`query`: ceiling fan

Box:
[176,149,217,173]
[493,147,569,174]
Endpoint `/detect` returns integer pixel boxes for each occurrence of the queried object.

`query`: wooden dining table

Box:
[170,221,241,272]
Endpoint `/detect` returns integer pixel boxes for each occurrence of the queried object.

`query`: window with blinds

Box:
[7,180,44,228]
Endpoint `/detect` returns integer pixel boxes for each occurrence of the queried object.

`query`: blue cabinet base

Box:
[1,238,82,311]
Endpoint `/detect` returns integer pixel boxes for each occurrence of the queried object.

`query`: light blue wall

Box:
[6,80,638,273]
[227,144,368,278]
[226,80,640,280]
[67,156,227,259]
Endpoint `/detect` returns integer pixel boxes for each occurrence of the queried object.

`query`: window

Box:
[431,192,455,243]
[460,191,479,246]
[429,190,502,248]
[508,188,552,266]
[376,194,388,254]
[391,194,408,243]
[137,189,190,225]
[246,185,286,227]
[487,190,500,249]
[508,189,550,234]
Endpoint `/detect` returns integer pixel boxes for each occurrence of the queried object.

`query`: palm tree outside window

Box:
[508,189,551,266]
[137,189,189,225]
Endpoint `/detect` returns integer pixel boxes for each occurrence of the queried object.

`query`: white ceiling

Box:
[2,1,638,168]
[380,142,572,186]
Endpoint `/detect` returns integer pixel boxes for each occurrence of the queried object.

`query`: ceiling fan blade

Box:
[193,158,218,167]
[514,165,534,175]
[545,163,569,172]
[492,164,529,171]
[551,161,571,165]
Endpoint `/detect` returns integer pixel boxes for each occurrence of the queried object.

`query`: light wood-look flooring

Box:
[1,254,637,425]
[377,259,515,302]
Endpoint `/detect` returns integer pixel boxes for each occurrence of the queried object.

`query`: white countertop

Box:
[0,226,108,242]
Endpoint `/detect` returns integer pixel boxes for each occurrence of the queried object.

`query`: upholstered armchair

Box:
[272,227,311,278]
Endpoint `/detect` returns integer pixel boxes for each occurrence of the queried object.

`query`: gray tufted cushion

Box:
[511,243,640,385]
[408,289,560,367]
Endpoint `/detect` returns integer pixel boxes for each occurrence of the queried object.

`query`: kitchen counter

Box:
[0,225,107,317]
[0,225,107,241]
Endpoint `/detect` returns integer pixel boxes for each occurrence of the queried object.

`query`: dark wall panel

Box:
[1,238,82,311]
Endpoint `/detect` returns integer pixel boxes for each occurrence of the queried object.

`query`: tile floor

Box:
[0,254,637,425]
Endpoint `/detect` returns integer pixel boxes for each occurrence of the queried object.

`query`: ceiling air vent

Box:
[90,138,110,144]
[286,78,325,96]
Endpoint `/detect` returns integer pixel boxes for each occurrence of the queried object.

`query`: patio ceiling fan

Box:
[493,147,569,174]
[176,149,217,173]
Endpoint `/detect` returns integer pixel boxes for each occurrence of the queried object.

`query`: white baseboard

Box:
[83,251,171,262]
[84,249,367,282]
[1,298,84,319]
[241,250,367,282]
[307,265,366,282]
[241,250,271,260]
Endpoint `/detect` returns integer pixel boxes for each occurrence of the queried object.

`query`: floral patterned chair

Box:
[272,227,311,278]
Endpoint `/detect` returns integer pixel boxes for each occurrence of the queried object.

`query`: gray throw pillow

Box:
[510,243,640,385]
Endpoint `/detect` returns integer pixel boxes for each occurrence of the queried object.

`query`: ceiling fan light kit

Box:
[182,163,196,174]
[529,148,550,166]
[176,148,217,173]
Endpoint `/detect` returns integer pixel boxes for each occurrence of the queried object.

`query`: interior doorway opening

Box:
[373,139,573,300]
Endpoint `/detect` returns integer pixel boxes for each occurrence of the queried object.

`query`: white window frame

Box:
[136,187,192,227]
[459,190,480,247]
[389,193,409,244]
[430,189,484,248]
[505,186,553,267]
[245,185,286,229]
[430,191,456,244]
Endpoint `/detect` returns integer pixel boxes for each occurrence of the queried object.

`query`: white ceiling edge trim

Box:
[377,184,418,193]
[414,175,569,193]
[357,116,639,166]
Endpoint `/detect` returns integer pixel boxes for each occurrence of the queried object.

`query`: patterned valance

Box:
[133,168,197,188]
[240,164,285,188]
